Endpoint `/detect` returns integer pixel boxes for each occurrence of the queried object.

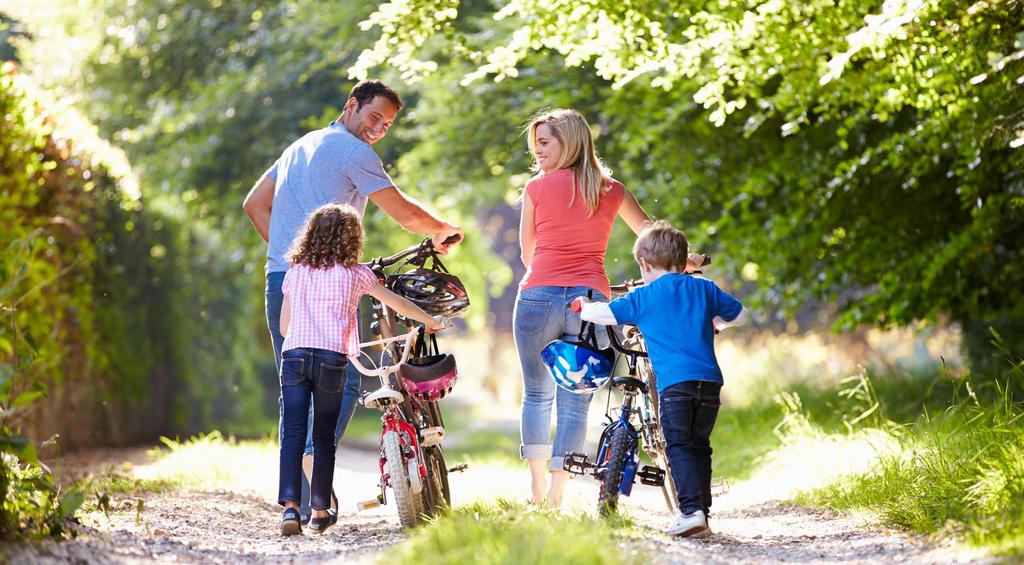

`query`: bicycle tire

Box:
[599,426,631,516]
[639,358,679,513]
[383,430,420,529]
[420,445,450,516]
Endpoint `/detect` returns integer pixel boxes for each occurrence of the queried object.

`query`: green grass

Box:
[789,371,1024,556]
[390,500,647,565]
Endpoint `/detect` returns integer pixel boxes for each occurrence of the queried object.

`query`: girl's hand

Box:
[426,315,448,333]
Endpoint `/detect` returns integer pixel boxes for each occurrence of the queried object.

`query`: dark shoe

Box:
[281,508,302,536]
[307,509,338,535]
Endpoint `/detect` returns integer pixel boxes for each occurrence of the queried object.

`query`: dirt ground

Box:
[0,444,995,564]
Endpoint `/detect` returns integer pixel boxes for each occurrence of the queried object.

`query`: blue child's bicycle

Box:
[562,279,680,515]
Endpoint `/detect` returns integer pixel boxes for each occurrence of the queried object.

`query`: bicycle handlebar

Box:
[347,325,422,378]
[604,326,649,358]
[369,238,436,270]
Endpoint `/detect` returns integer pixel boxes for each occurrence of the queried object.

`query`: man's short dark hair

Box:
[348,80,403,111]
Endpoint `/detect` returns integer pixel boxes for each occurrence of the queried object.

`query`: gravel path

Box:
[0,444,993,564]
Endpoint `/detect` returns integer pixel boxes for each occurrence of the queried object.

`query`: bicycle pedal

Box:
[356,494,385,511]
[448,463,469,473]
[420,426,445,447]
[637,465,665,487]
[563,452,594,476]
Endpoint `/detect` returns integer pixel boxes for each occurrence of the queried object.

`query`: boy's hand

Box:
[570,297,591,313]
[425,315,449,333]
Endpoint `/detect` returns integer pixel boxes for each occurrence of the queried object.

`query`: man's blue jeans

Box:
[513,286,608,472]
[266,272,362,514]
[278,348,346,510]
[659,380,722,516]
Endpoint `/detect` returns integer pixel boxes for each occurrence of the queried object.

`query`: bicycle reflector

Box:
[540,322,614,394]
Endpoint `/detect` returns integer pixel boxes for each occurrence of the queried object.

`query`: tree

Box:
[351,0,1024,375]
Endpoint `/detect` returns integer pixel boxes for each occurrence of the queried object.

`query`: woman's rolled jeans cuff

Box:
[520,444,572,474]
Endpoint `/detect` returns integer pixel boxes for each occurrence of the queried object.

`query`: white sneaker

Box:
[666,510,712,538]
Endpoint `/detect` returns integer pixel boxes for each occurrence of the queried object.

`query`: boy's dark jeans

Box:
[659,380,722,516]
[278,347,347,511]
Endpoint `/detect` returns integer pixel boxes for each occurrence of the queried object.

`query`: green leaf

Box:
[12,389,44,408]
[59,491,85,518]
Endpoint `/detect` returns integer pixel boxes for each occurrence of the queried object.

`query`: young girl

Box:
[515,109,653,507]
[278,203,446,535]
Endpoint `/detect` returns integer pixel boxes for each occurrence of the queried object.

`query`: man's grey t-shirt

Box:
[264,122,393,274]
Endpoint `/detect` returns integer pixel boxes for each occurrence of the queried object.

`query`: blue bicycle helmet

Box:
[540,322,615,394]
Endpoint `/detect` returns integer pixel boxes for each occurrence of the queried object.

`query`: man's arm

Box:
[242,174,275,242]
[369,187,463,253]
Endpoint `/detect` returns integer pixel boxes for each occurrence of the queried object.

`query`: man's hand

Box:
[432,227,464,255]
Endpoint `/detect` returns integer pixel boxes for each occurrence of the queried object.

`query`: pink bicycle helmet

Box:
[399,332,458,401]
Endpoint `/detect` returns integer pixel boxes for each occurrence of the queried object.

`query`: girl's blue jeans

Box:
[278,347,347,510]
[266,272,361,516]
[514,285,609,472]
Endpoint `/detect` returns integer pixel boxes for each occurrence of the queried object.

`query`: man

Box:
[243,79,462,523]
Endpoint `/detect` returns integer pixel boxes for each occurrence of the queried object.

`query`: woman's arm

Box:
[280,294,291,337]
[618,188,652,235]
[368,284,446,332]
[519,192,537,267]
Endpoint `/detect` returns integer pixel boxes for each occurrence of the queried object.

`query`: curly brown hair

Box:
[286,204,365,269]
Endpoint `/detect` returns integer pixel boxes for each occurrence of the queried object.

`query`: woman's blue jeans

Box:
[514,286,609,471]
[278,347,347,510]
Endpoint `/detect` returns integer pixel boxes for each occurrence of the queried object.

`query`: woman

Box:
[515,109,652,507]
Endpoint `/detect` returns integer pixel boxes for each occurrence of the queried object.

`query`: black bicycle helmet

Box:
[388,269,470,318]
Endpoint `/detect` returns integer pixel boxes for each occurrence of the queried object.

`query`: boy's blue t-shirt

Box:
[608,273,743,392]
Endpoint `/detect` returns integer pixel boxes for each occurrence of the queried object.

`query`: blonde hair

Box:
[633,220,690,271]
[524,108,612,215]
[286,204,365,269]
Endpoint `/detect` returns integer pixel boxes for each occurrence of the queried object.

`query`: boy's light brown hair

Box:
[287,204,365,269]
[633,220,690,271]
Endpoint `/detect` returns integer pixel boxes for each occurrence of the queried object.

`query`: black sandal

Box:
[307,508,337,534]
[281,507,302,536]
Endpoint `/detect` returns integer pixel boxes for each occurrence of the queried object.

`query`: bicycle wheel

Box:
[383,430,420,529]
[420,445,450,516]
[639,359,679,512]
[599,426,631,516]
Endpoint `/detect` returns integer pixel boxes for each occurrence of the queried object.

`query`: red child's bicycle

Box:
[348,238,468,529]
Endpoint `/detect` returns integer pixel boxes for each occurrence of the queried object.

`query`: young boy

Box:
[574,221,747,538]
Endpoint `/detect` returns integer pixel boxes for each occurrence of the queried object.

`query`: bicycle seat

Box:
[361,387,404,410]
[610,376,647,394]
